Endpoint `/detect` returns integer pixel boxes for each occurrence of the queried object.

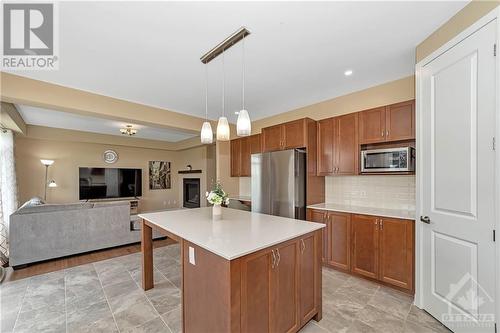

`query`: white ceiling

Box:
[11,1,467,124]
[17,105,197,142]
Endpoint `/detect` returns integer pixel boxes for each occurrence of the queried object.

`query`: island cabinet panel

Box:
[299,233,319,325]
[327,212,351,272]
[385,100,415,142]
[271,242,300,333]
[240,250,272,333]
[379,217,414,291]
[351,214,379,279]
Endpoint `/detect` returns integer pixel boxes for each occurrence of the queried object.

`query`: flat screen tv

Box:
[79,167,142,200]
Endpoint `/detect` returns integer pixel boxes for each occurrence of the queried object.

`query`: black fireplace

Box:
[183,178,200,208]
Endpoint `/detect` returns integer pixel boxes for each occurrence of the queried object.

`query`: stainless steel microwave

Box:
[361,147,415,173]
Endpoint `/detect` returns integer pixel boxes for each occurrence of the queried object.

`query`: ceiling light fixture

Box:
[216,49,230,141]
[237,34,251,137]
[200,27,252,141]
[344,69,353,76]
[120,125,137,136]
[200,64,213,144]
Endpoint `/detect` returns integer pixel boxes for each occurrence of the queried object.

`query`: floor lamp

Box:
[40,159,57,201]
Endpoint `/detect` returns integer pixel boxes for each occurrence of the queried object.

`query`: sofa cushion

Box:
[14,202,94,215]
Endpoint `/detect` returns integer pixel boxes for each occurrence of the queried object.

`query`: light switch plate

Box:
[189,246,195,265]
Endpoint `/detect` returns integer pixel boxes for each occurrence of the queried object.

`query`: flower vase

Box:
[212,204,222,219]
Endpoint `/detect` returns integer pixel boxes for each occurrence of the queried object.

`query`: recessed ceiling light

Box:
[235,111,240,115]
[344,70,353,76]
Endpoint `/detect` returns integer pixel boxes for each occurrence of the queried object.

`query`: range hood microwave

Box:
[361,147,415,173]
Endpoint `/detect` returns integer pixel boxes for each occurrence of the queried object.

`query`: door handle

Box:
[420,216,431,224]
[271,250,276,268]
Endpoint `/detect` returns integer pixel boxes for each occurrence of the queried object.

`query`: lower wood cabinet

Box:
[240,231,321,332]
[307,208,414,293]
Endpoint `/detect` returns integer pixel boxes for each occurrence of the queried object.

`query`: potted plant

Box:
[206,181,229,218]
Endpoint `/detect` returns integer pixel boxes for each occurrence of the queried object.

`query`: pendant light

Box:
[216,49,230,141]
[200,64,213,144]
[237,34,251,136]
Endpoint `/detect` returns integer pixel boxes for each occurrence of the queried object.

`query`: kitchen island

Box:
[139,207,324,333]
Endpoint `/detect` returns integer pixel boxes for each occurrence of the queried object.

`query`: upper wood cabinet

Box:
[262,119,308,152]
[317,113,358,176]
[230,134,261,177]
[359,100,415,144]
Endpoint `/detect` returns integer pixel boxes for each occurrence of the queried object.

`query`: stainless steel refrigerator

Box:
[251,149,306,220]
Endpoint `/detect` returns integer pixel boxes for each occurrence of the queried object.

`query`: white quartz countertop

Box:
[307,203,415,220]
[139,207,324,260]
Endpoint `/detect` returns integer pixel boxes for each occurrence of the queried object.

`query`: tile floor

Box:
[1,243,450,333]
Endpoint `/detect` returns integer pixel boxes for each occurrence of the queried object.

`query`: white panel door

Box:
[421,20,496,332]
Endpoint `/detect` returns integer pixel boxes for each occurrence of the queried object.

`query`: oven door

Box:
[361,147,411,173]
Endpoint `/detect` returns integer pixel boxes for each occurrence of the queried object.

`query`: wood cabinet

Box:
[307,208,414,293]
[351,214,379,279]
[262,119,307,152]
[327,212,351,271]
[317,113,358,176]
[240,231,321,333]
[230,134,261,177]
[359,100,415,144]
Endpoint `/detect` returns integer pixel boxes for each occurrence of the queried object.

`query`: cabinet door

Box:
[299,234,318,324]
[240,250,272,333]
[317,118,335,175]
[385,100,415,141]
[351,214,379,279]
[271,241,300,333]
[262,125,283,152]
[358,107,386,144]
[328,212,351,272]
[230,139,241,177]
[379,218,414,291]
[249,134,262,154]
[307,209,328,264]
[240,137,251,177]
[283,119,306,149]
[336,113,358,175]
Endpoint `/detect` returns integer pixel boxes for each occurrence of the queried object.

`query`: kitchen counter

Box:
[139,207,324,260]
[140,207,324,332]
[307,203,415,220]
[228,195,251,202]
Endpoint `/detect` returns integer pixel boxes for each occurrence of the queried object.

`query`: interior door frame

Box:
[414,7,500,323]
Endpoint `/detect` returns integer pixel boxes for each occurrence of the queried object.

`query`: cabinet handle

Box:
[271,249,276,269]
[380,219,383,230]
[386,130,389,137]
[381,131,385,137]
[375,219,378,230]
[301,239,305,254]
[276,249,281,267]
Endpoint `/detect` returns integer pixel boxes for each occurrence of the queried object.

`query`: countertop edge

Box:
[139,214,325,261]
[306,204,415,220]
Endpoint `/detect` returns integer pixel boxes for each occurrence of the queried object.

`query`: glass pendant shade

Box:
[200,121,213,144]
[236,109,251,136]
[216,116,230,141]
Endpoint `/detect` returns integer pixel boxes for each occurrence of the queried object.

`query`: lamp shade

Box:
[236,109,251,136]
[216,116,230,141]
[48,180,57,188]
[200,121,213,144]
[40,159,54,166]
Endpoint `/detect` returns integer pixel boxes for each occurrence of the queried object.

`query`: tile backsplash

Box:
[325,175,415,210]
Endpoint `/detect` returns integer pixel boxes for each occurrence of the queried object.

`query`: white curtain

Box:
[0,129,18,262]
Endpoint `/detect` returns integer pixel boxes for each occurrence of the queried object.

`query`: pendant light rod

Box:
[200,27,251,64]
[222,49,225,116]
[205,64,208,120]
[241,34,245,110]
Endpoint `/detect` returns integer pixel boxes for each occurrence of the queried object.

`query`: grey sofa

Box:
[9,201,144,267]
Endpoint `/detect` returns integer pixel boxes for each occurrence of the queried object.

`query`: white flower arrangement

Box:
[206,181,230,206]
